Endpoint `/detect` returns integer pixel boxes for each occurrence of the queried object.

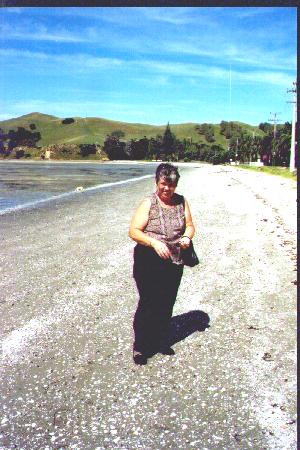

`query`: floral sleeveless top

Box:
[144,193,186,265]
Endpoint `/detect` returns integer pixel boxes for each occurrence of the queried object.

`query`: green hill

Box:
[0,112,264,148]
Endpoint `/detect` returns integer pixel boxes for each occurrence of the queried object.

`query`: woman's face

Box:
[156,177,177,203]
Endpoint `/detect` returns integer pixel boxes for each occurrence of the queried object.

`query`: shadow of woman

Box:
[168,310,210,347]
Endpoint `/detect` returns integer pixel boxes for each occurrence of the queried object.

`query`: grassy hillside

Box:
[0,112,264,147]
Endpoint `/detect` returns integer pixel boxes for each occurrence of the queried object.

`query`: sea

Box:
[0,161,159,215]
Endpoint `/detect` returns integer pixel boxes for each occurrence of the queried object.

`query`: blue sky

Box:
[0,7,297,125]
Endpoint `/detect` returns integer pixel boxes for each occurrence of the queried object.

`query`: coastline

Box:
[0,158,205,167]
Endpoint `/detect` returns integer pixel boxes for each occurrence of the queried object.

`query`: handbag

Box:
[181,240,199,267]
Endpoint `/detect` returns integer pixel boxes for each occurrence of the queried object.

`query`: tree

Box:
[15,149,25,159]
[251,136,263,162]
[126,137,149,160]
[272,122,292,166]
[208,144,227,165]
[148,136,162,160]
[111,130,125,139]
[197,143,210,162]
[239,134,252,163]
[138,136,150,159]
[195,123,215,142]
[103,135,127,160]
[0,126,41,154]
[62,118,75,125]
[258,122,272,134]
[220,121,243,140]
[162,123,176,159]
[79,144,97,157]
[260,134,273,165]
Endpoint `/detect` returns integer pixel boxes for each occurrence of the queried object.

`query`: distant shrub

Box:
[79,144,97,157]
[211,154,222,165]
[42,144,80,159]
[195,123,215,143]
[61,118,75,125]
[15,149,25,159]
[111,130,125,139]
[104,135,127,160]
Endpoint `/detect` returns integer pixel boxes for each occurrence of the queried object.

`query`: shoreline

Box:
[0,173,154,216]
[0,159,296,176]
[0,158,208,168]
[0,161,296,217]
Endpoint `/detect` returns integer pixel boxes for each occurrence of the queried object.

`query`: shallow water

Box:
[0,161,158,214]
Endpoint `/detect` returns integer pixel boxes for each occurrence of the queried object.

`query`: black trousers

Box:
[133,244,183,355]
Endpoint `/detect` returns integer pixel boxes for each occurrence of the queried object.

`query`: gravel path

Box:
[0,164,297,449]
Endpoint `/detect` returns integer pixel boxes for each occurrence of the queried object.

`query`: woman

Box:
[129,163,195,365]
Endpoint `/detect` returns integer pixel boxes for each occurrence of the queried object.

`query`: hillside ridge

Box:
[0,112,264,147]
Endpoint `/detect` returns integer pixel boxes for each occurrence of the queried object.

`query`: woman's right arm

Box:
[129,198,171,259]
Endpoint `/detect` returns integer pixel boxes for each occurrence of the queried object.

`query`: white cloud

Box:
[238,70,295,87]
[59,7,206,27]
[1,46,293,88]
[1,11,295,78]
[140,7,202,25]
[162,40,296,72]
[3,99,150,120]
[0,48,49,60]
[0,22,92,43]
[230,7,285,19]
[0,48,123,69]
[137,59,294,87]
[133,75,171,87]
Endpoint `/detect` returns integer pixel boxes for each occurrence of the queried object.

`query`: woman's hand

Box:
[179,236,191,249]
[151,239,171,259]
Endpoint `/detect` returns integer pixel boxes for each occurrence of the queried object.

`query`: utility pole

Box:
[268,112,281,139]
[287,81,297,172]
[250,131,255,164]
[268,112,281,166]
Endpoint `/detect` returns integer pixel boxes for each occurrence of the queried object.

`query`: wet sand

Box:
[0,164,297,449]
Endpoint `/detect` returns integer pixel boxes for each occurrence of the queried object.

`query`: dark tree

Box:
[111,130,125,139]
[15,149,25,159]
[272,122,292,166]
[103,135,127,160]
[195,123,215,142]
[62,118,75,125]
[126,137,149,160]
[162,123,176,159]
[220,121,243,139]
[79,144,97,157]
[197,143,210,161]
[182,143,200,161]
[258,122,272,134]
[4,127,41,151]
[125,139,135,159]
[148,136,162,160]
[207,144,227,165]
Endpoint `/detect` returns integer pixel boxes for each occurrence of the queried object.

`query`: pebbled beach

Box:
[0,164,297,449]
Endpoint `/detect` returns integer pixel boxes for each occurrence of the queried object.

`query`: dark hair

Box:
[155,163,180,185]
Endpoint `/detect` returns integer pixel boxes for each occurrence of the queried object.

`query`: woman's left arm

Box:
[179,199,195,249]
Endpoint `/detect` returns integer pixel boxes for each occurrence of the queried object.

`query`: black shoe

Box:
[133,352,148,365]
[160,347,175,356]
